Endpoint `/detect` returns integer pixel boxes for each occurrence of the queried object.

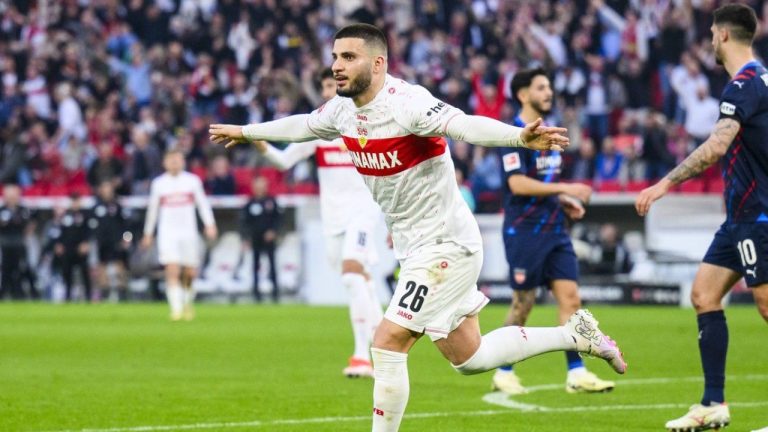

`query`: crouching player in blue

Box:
[492,68,616,395]
[636,5,768,431]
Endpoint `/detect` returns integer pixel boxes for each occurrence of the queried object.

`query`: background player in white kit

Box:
[142,149,217,321]
[210,24,626,432]
[252,68,384,378]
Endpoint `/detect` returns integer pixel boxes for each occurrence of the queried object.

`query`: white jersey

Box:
[263,138,380,236]
[306,74,481,259]
[143,171,215,239]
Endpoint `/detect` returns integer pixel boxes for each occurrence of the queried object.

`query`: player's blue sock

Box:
[499,365,513,372]
[565,351,583,370]
[698,310,728,405]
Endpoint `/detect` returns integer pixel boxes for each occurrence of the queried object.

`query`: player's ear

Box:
[373,55,386,73]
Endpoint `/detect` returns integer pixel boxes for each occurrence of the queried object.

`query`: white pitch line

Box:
[41,375,768,432]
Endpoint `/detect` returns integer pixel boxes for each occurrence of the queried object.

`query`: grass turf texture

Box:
[1,304,766,432]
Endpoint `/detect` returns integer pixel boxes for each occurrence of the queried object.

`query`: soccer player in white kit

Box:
[252,69,384,378]
[210,24,626,432]
[142,150,217,321]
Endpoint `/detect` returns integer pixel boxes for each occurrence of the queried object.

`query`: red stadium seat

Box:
[191,166,207,181]
[708,177,725,194]
[625,180,649,192]
[596,180,622,192]
[678,179,705,193]
[233,166,254,194]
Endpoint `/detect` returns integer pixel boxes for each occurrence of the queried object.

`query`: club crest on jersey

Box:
[720,102,736,115]
[358,136,368,148]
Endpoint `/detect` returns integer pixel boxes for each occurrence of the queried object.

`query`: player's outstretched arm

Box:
[635,118,739,216]
[209,115,321,149]
[444,115,569,151]
[252,140,318,171]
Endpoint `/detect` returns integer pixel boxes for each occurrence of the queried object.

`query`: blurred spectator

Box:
[456,168,476,213]
[566,137,596,181]
[206,155,236,195]
[90,181,130,302]
[240,176,281,303]
[54,82,85,142]
[88,142,125,196]
[670,53,709,124]
[641,112,675,181]
[54,193,93,302]
[584,55,610,149]
[683,85,720,147]
[588,223,633,275]
[0,184,38,300]
[124,128,162,195]
[594,137,625,184]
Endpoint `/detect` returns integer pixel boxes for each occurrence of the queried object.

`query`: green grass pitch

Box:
[1,303,766,431]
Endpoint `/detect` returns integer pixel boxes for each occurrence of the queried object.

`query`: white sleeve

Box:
[242,114,319,143]
[262,141,319,170]
[193,177,216,228]
[443,114,524,147]
[143,180,160,237]
[394,85,465,136]
[305,97,343,140]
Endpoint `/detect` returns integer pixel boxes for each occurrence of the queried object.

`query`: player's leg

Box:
[753,284,768,323]
[77,253,93,302]
[491,289,535,394]
[370,318,421,432]
[62,256,75,301]
[665,262,739,431]
[551,279,615,393]
[164,263,183,320]
[251,239,263,302]
[180,265,197,320]
[265,241,278,303]
[341,258,375,376]
[492,230,543,394]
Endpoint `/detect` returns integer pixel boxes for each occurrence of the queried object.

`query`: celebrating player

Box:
[251,68,384,378]
[492,67,615,395]
[142,149,217,321]
[635,5,768,431]
[211,24,625,432]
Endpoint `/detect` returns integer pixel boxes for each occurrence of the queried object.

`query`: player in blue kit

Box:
[491,68,616,395]
[636,5,768,431]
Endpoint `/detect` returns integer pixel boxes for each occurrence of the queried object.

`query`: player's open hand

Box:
[520,118,569,151]
[209,124,247,148]
[635,179,672,217]
[559,194,586,220]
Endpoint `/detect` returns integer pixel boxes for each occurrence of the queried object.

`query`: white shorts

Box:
[158,235,201,267]
[384,244,488,341]
[325,221,378,271]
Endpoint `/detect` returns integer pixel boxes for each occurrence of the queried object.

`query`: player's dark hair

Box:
[334,23,388,55]
[713,4,757,43]
[510,67,549,105]
[320,68,334,81]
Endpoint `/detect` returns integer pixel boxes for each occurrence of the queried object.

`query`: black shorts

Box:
[703,222,768,287]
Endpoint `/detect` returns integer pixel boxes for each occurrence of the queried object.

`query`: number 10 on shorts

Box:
[737,239,757,266]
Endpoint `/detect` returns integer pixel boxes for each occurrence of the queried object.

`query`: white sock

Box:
[342,273,371,360]
[182,288,196,307]
[567,366,587,379]
[366,280,384,339]
[166,285,183,316]
[371,348,409,432]
[453,326,576,375]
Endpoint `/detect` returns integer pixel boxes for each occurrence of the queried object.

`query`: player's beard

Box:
[531,99,552,117]
[336,69,372,98]
[714,45,724,66]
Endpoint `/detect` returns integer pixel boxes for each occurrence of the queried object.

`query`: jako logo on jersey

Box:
[397,309,413,320]
[350,151,403,170]
[720,102,736,115]
[503,153,521,172]
[356,114,368,121]
[536,153,562,171]
[426,102,446,116]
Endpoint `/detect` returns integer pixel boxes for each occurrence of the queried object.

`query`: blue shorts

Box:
[703,222,768,287]
[503,230,579,290]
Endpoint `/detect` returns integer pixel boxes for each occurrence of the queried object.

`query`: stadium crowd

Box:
[0,0,757,209]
